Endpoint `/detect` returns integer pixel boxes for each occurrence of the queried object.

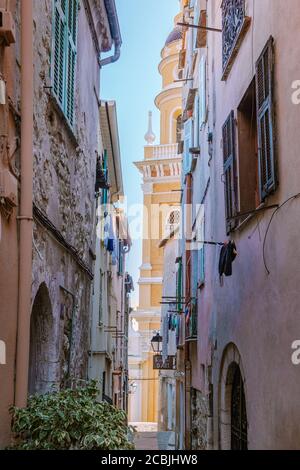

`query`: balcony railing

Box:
[147,143,180,160]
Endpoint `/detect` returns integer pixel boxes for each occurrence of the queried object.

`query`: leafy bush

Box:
[9,381,135,450]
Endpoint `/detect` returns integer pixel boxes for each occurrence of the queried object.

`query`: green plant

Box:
[9,381,135,450]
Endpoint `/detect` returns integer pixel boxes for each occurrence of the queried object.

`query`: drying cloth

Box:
[219,241,237,277]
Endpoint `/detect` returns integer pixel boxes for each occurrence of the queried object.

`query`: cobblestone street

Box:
[132,423,175,451]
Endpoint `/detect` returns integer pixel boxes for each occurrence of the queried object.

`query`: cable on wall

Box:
[263,192,300,275]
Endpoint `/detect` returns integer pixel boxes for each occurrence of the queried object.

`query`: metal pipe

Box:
[100,0,122,68]
[15,0,33,408]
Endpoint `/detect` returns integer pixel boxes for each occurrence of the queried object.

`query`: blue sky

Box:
[101,0,179,307]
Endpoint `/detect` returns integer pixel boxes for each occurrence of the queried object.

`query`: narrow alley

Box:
[1,0,300,455]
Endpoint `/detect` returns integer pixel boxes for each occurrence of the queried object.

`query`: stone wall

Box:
[191,388,208,450]
[29,0,107,391]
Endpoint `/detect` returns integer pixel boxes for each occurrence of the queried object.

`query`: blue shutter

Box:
[199,56,206,127]
[183,118,193,175]
[256,37,276,201]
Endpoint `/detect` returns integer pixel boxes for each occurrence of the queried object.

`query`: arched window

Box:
[176,114,182,144]
[166,209,180,234]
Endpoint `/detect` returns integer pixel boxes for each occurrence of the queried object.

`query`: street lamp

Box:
[150,332,163,354]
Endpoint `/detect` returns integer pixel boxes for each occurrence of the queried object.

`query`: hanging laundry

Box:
[104,214,117,254]
[185,305,191,326]
[218,240,237,277]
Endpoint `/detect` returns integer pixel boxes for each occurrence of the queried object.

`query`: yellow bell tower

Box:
[129,10,183,425]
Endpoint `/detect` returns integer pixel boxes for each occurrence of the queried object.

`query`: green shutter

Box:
[52,0,78,127]
[66,0,78,126]
[256,37,276,201]
[102,150,108,205]
[53,1,66,108]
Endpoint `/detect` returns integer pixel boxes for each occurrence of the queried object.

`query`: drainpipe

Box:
[15,0,33,408]
[100,0,122,68]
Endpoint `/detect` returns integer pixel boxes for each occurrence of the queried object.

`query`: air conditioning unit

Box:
[0,9,16,46]
[0,170,18,207]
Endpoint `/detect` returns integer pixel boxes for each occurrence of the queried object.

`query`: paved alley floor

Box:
[131,423,175,451]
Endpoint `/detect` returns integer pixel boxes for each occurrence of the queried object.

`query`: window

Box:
[222,111,237,233]
[222,0,250,80]
[118,240,124,276]
[237,79,259,214]
[166,209,180,234]
[52,0,78,127]
[224,38,276,231]
[176,114,183,144]
[255,37,276,200]
[231,366,248,450]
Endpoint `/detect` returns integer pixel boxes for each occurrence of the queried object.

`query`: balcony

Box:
[146,143,180,160]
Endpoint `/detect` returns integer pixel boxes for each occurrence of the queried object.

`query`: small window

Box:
[176,114,183,144]
[166,209,180,234]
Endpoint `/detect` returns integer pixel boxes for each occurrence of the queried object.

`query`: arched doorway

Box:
[28,283,54,396]
[219,343,248,450]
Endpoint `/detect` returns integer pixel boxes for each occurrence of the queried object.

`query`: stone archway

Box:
[219,343,248,450]
[28,283,54,396]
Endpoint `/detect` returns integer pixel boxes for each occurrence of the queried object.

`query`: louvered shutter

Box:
[53,1,66,108]
[255,37,276,201]
[222,111,237,233]
[66,0,78,127]
[198,212,205,286]
[194,94,200,148]
[199,56,206,127]
[183,118,193,175]
[52,1,78,127]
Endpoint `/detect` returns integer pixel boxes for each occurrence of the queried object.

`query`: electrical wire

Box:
[263,193,300,275]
